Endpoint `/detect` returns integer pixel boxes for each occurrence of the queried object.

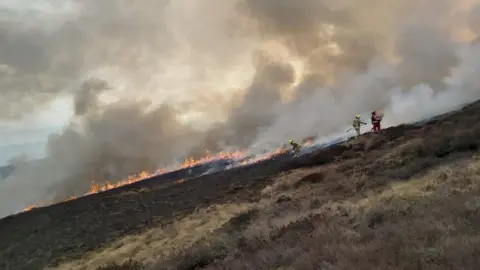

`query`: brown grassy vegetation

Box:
[48,203,254,270]
[52,108,480,269]
[7,101,480,270]
[152,159,480,270]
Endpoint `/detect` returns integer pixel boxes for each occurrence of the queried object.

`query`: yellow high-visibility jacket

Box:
[353,118,366,128]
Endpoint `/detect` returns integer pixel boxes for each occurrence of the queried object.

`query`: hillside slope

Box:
[2,100,480,270]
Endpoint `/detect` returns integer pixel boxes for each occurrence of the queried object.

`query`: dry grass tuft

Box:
[96,259,145,270]
[50,203,254,270]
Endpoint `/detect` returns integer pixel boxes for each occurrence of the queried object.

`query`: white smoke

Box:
[252,29,480,148]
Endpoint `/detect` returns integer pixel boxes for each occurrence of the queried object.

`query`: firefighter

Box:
[288,139,301,156]
[371,111,382,132]
[352,114,367,138]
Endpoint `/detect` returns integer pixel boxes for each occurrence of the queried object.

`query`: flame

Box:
[180,150,246,168]
[20,141,313,214]
[175,178,185,184]
[23,205,37,211]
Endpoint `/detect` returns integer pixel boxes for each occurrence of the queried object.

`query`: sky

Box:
[0,0,244,165]
[0,0,77,165]
[0,97,72,165]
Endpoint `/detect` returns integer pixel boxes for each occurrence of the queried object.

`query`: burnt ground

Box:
[2,100,480,270]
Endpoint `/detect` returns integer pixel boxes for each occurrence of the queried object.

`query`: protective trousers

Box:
[355,127,361,138]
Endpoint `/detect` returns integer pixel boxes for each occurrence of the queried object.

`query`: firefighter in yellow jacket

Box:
[289,139,301,156]
[352,114,367,138]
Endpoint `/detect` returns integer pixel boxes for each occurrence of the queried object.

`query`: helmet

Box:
[289,139,293,143]
[355,114,361,119]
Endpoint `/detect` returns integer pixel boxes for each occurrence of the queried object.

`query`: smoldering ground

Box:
[0,0,480,217]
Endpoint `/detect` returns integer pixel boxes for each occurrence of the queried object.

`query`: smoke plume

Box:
[1,0,480,217]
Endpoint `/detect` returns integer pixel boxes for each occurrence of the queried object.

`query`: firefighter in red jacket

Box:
[371,111,382,132]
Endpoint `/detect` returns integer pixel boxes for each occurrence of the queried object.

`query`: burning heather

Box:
[20,146,295,213]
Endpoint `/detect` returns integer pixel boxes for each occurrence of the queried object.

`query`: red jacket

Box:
[372,115,382,123]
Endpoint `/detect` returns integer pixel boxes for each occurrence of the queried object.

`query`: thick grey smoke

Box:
[1,0,480,216]
[468,4,480,35]
[73,78,110,116]
[251,0,480,147]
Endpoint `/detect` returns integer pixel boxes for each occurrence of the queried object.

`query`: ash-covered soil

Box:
[2,100,480,270]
